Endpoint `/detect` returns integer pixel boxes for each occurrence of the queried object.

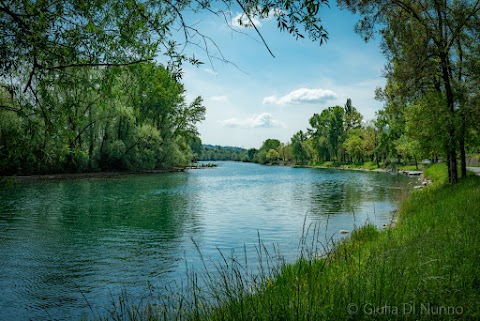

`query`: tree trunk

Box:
[459,108,467,178]
[440,53,458,184]
[456,38,467,179]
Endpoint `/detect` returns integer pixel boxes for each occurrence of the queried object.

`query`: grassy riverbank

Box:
[103,164,480,320]
[305,160,428,172]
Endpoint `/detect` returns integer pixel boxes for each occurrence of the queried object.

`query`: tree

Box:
[260,139,281,152]
[266,149,281,164]
[339,0,480,183]
[363,122,377,163]
[291,130,310,165]
[343,133,364,163]
[0,61,205,175]
[395,134,422,169]
[309,106,344,162]
[344,98,363,131]
[405,92,449,163]
[1,0,330,96]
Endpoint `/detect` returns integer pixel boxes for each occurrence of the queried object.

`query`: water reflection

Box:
[0,163,413,320]
[0,173,204,320]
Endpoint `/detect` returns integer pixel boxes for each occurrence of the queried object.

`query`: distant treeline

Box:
[197,145,250,162]
[198,97,480,172]
[196,142,287,165]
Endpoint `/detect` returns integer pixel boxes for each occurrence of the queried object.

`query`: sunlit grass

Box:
[424,163,449,186]
[397,164,425,171]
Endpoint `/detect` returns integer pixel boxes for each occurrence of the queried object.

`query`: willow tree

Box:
[339,0,480,183]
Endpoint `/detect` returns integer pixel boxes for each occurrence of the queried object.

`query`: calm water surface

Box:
[0,162,414,320]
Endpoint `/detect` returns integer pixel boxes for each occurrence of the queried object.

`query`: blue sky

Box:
[179,3,386,149]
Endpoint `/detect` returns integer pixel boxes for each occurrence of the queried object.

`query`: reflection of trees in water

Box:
[20,173,199,233]
[304,172,411,218]
[0,173,204,320]
[309,180,347,215]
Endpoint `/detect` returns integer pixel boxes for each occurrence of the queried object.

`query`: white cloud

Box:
[231,12,262,28]
[211,95,229,102]
[263,88,338,105]
[220,113,285,128]
[231,8,284,28]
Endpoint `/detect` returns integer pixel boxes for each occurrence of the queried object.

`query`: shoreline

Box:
[292,163,432,187]
[3,168,185,182]
[295,164,389,173]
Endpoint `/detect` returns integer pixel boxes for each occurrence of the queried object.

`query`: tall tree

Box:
[339,0,480,183]
[291,130,309,165]
[309,106,344,161]
[344,98,363,131]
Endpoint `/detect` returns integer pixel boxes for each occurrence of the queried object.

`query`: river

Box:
[0,162,414,320]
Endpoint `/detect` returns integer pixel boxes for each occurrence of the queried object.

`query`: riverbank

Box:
[293,160,427,173]
[138,163,479,320]
[1,163,221,183]
[3,168,185,182]
[295,163,388,173]
[196,163,479,320]
[293,162,434,188]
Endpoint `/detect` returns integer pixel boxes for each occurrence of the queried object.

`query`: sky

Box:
[178,3,387,149]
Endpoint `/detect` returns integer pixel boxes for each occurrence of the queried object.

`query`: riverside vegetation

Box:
[2,1,480,319]
[97,163,480,320]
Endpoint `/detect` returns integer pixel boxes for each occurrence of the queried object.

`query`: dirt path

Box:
[467,167,480,176]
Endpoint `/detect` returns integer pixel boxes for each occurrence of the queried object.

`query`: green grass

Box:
[312,161,379,170]
[340,161,378,170]
[398,164,425,171]
[98,165,480,320]
[424,163,449,186]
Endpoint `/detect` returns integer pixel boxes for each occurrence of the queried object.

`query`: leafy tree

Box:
[0,62,204,175]
[339,0,480,183]
[309,106,344,161]
[247,148,258,162]
[363,122,377,163]
[343,133,364,163]
[1,0,330,99]
[344,98,363,131]
[259,139,281,152]
[266,149,281,164]
[405,92,449,163]
[291,130,310,165]
[395,135,422,169]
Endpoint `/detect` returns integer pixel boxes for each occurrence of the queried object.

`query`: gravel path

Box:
[467,167,480,176]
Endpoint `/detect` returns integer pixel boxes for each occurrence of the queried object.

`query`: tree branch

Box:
[40,58,154,71]
[235,0,275,58]
[0,105,21,113]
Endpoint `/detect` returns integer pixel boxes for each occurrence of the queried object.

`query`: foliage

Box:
[0,63,205,175]
[1,0,330,92]
[1,0,333,175]
[338,0,480,183]
[198,145,247,161]
[291,130,309,165]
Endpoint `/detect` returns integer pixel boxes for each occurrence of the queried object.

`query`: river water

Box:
[0,162,414,320]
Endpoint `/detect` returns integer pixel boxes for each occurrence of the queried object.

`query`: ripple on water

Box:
[0,162,414,320]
